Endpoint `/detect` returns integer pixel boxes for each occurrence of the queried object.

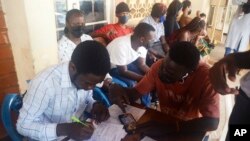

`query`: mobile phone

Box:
[119,113,137,134]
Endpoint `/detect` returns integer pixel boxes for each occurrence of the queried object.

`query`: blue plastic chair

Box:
[1,93,23,141]
[93,87,112,107]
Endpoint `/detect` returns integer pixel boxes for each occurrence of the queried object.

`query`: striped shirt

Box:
[16,62,95,141]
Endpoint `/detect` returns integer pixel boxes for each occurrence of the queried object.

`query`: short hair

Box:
[184,17,206,33]
[242,3,250,14]
[115,2,130,14]
[64,9,84,34]
[182,0,191,10]
[200,13,206,18]
[151,3,166,17]
[71,40,111,76]
[66,9,84,23]
[133,23,155,37]
[169,41,200,71]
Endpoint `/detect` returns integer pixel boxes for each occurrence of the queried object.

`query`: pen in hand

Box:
[71,116,89,127]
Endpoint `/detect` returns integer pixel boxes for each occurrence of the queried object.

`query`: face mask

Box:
[188,9,192,15]
[119,15,129,24]
[159,15,165,23]
[70,26,84,38]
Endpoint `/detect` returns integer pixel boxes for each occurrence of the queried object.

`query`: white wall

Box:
[2,0,58,92]
[190,0,210,19]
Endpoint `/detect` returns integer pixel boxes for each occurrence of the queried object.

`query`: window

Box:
[54,0,108,40]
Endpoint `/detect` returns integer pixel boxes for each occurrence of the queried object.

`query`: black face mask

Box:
[70,26,84,38]
[188,9,192,15]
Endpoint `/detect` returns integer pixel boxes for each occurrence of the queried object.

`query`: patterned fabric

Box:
[16,62,95,140]
[58,34,93,63]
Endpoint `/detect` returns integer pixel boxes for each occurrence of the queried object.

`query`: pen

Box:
[71,116,89,127]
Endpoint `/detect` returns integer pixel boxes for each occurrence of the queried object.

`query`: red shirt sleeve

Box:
[93,24,111,35]
[198,64,220,118]
[135,60,162,95]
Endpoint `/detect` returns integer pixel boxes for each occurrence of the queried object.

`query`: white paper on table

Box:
[79,104,146,141]
[106,104,146,124]
[83,122,127,141]
[125,104,146,121]
[141,136,157,141]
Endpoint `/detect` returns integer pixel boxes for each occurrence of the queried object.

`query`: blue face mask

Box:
[159,16,165,23]
[119,15,129,24]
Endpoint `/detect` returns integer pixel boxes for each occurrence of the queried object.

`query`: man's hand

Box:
[108,84,130,112]
[102,78,112,91]
[209,54,239,95]
[69,122,94,141]
[91,102,110,123]
[57,122,94,141]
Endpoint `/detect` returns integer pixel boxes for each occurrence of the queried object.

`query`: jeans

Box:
[110,61,151,107]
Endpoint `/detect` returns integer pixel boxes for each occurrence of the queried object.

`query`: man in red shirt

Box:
[109,41,219,134]
[91,2,133,44]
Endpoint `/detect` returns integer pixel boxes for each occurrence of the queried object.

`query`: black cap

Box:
[115,2,130,14]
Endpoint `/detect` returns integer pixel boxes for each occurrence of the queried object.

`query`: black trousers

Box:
[226,88,250,141]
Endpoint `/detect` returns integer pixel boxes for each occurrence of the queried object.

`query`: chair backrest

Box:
[1,93,23,141]
[93,87,111,107]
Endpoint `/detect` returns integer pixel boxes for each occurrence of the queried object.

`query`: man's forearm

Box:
[57,123,70,137]
[233,50,250,69]
[179,117,219,133]
[124,87,141,102]
[120,70,143,81]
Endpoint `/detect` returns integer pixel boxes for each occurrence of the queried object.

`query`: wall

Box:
[189,0,210,19]
[1,0,58,92]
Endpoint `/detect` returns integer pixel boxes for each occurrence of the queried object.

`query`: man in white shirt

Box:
[141,3,167,66]
[17,41,110,141]
[107,23,155,107]
[58,9,93,62]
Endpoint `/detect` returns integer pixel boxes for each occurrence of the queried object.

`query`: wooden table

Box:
[134,104,206,141]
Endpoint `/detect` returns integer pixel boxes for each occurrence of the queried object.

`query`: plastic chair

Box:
[93,87,112,107]
[1,93,23,141]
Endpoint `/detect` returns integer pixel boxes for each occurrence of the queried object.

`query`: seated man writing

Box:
[109,41,220,135]
[17,41,110,140]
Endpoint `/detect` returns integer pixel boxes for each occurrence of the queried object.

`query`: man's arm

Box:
[137,57,150,74]
[16,84,58,140]
[117,65,144,82]
[234,50,250,68]
[179,117,219,132]
[209,51,250,94]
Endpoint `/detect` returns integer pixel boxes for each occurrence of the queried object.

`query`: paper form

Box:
[84,122,127,141]
[74,104,146,141]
